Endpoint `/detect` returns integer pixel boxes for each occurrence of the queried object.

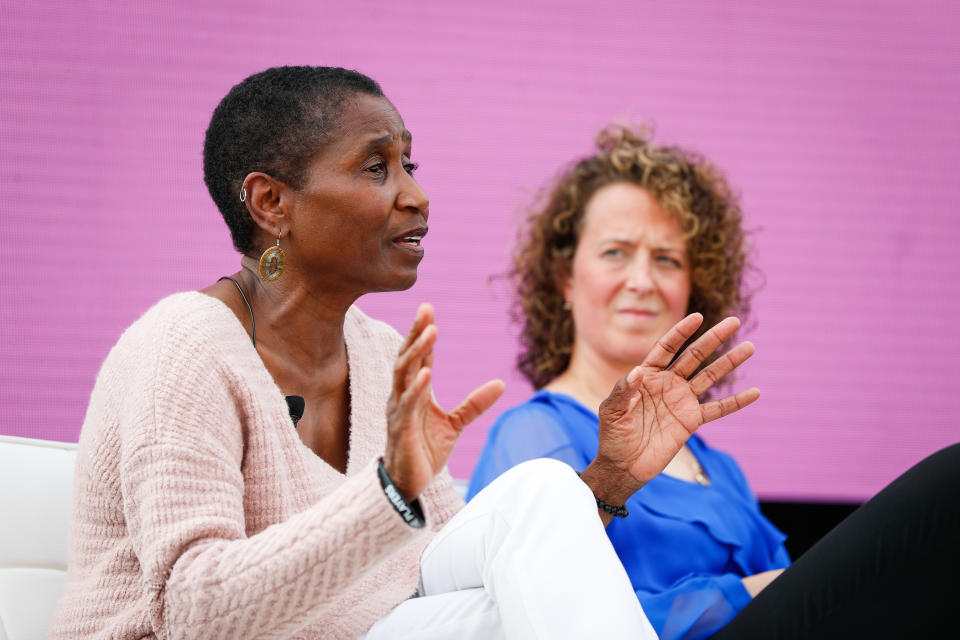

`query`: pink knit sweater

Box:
[50,292,464,639]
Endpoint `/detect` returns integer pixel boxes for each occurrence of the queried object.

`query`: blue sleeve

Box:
[638,573,751,640]
[771,538,791,568]
[467,402,590,500]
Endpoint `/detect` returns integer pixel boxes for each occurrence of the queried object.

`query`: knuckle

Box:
[658,339,677,355]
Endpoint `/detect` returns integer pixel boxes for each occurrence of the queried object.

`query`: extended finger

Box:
[397,366,432,417]
[447,379,506,432]
[700,387,760,423]
[688,341,755,396]
[410,367,434,418]
[392,324,437,398]
[398,303,435,356]
[404,325,437,390]
[670,316,742,379]
[423,308,435,371]
[643,313,705,370]
[407,323,437,388]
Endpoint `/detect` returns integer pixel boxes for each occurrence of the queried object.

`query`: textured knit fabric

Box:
[468,390,790,640]
[50,292,464,640]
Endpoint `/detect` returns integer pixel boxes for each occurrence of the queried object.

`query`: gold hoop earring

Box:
[258,232,286,281]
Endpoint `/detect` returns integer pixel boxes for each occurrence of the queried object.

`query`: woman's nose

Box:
[625,259,655,295]
[397,174,430,218]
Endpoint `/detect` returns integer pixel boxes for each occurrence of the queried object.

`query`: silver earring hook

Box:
[239,186,247,203]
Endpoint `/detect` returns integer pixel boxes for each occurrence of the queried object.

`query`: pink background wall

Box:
[2,0,958,501]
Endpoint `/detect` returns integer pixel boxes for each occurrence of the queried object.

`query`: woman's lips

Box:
[391,226,428,256]
[392,236,425,256]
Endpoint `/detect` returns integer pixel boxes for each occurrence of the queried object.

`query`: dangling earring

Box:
[563,301,572,311]
[258,231,286,281]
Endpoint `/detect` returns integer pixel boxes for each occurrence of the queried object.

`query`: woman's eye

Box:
[404,162,419,175]
[657,255,682,268]
[601,248,624,258]
[365,162,386,176]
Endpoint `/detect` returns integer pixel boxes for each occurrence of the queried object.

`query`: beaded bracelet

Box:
[377,458,425,528]
[595,499,629,519]
[578,472,629,518]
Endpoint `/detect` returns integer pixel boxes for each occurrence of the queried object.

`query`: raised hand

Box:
[383,303,505,501]
[582,313,759,507]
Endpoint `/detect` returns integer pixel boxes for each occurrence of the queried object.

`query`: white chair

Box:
[451,478,469,500]
[0,435,77,640]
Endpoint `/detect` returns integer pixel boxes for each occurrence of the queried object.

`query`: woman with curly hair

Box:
[468,124,960,639]
[468,126,787,639]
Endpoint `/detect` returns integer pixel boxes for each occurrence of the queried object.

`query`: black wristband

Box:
[377,458,425,528]
[578,472,629,518]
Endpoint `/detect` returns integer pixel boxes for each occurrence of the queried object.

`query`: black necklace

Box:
[218,276,304,426]
[218,276,257,347]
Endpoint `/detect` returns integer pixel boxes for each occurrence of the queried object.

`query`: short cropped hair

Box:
[203,66,383,254]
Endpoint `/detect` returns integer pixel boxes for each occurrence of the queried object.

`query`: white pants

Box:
[363,458,657,639]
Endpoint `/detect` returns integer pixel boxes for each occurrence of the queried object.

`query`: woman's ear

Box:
[241,172,288,241]
[554,260,573,307]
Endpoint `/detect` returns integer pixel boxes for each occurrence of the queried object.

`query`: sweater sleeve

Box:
[119,317,429,640]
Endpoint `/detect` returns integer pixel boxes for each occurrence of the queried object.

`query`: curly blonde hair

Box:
[512,125,753,391]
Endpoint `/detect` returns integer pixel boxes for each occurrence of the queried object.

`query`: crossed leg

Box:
[364,458,656,639]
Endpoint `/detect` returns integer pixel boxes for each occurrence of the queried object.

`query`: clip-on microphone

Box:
[285,395,305,427]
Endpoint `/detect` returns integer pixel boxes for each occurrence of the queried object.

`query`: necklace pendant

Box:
[695,471,711,487]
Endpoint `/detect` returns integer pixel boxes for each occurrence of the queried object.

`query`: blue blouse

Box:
[468,390,790,640]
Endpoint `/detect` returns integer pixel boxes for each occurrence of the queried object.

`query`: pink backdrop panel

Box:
[1,0,958,501]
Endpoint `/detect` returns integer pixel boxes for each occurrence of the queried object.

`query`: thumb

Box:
[599,367,642,420]
[448,379,506,431]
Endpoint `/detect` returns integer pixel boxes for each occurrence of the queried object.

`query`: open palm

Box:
[384,304,504,501]
[597,314,760,489]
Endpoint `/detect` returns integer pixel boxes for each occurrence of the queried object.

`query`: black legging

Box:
[713,443,960,639]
